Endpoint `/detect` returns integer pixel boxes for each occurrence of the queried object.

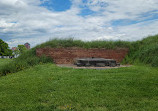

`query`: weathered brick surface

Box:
[36,48,129,64]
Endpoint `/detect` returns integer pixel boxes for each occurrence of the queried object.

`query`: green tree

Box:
[13,45,27,57]
[0,39,12,56]
[18,45,27,54]
[13,48,20,57]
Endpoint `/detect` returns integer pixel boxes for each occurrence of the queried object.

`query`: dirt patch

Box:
[57,64,131,70]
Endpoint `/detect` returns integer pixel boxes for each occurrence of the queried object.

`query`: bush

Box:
[0,48,53,76]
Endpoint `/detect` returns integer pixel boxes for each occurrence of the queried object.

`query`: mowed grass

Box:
[0,62,158,111]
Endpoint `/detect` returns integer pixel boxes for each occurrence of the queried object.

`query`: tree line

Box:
[0,39,27,56]
[0,39,12,56]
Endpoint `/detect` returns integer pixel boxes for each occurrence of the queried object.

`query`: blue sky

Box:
[0,0,158,48]
[40,0,72,12]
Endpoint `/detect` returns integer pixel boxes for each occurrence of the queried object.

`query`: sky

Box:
[0,0,158,48]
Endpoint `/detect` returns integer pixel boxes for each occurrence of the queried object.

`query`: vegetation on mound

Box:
[36,38,132,49]
[0,35,158,76]
[0,39,131,76]
[123,35,158,67]
[0,63,157,111]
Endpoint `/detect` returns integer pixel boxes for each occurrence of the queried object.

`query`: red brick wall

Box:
[36,48,129,64]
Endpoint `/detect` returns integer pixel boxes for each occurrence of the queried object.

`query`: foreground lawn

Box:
[0,64,157,111]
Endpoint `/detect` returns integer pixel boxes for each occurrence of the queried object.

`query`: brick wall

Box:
[36,48,129,64]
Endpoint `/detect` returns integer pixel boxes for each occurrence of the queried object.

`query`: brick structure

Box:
[36,48,129,64]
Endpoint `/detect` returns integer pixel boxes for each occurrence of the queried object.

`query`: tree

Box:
[13,48,20,57]
[0,39,12,56]
[13,45,27,56]
[18,45,27,54]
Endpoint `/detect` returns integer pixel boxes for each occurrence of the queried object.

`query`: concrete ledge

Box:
[57,64,131,70]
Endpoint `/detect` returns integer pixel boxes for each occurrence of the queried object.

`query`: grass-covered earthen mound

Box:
[0,39,131,76]
[0,35,158,76]
[0,36,158,110]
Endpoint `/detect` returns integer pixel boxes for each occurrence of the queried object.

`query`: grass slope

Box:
[123,35,158,66]
[0,62,158,111]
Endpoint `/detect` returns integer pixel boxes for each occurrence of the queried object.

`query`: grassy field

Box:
[0,59,157,111]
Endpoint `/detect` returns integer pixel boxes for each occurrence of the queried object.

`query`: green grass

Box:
[123,35,158,67]
[36,38,132,49]
[0,59,12,67]
[0,59,12,71]
[0,35,158,110]
[0,49,53,76]
[0,38,131,76]
[1,35,158,76]
[0,63,157,111]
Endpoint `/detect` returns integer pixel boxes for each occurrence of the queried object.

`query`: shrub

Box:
[0,48,53,76]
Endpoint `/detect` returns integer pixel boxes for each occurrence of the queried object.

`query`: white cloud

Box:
[0,0,158,48]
